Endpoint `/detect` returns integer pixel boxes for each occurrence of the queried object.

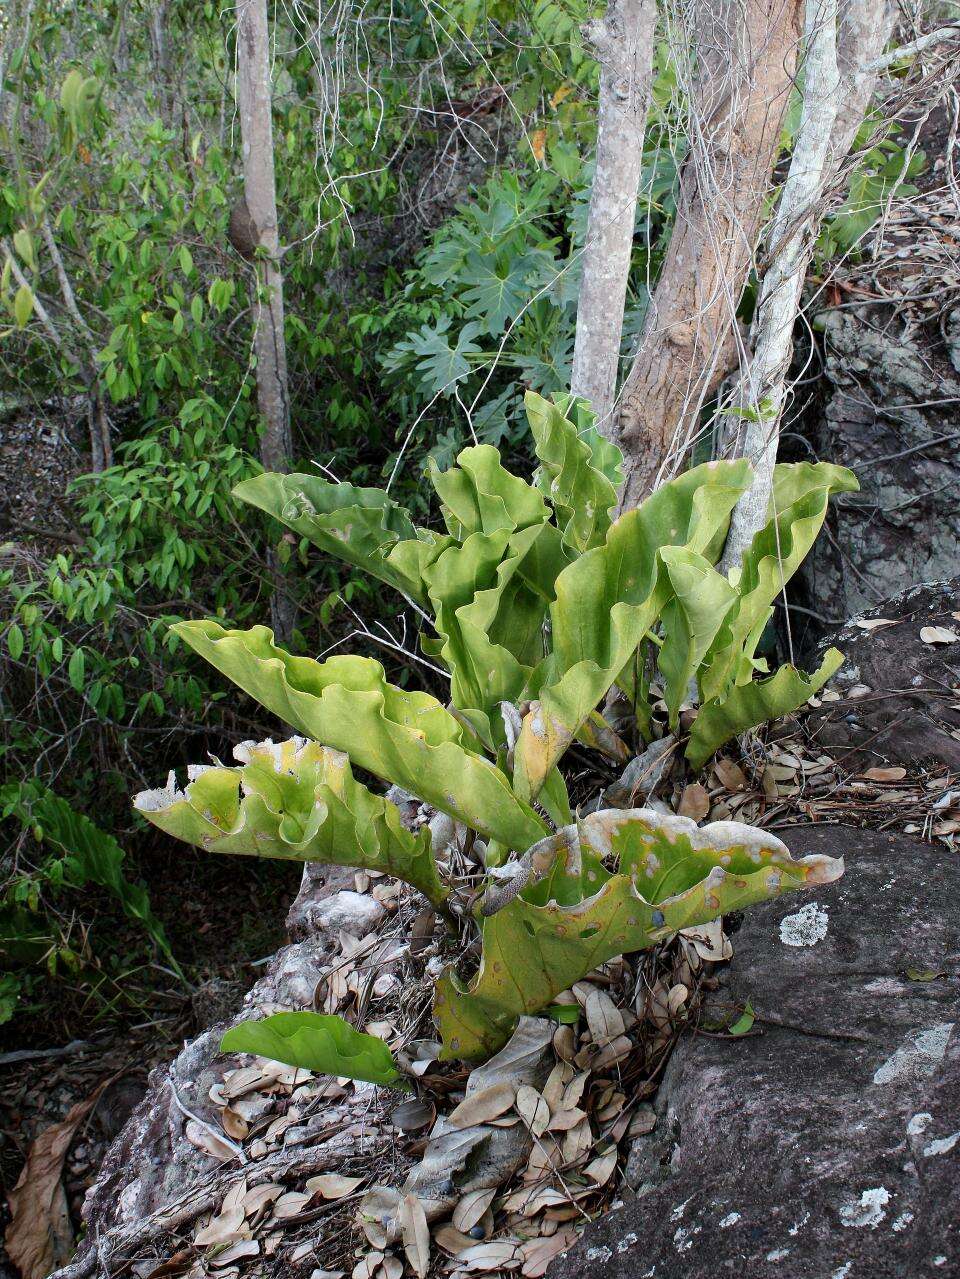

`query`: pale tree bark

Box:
[40,217,114,470]
[570,0,658,430]
[236,0,296,640]
[611,0,804,509]
[3,234,113,471]
[718,0,899,570]
[719,0,842,573]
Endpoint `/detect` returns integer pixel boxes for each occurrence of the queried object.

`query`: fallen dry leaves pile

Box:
[172,921,711,1279]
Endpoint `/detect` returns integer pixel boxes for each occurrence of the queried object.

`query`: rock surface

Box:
[804,303,960,617]
[547,825,959,1279]
[809,577,960,768]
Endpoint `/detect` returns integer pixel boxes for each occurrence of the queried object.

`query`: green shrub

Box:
[135,392,848,1073]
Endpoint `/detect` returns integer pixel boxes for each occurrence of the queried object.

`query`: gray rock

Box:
[804,304,960,617]
[547,825,960,1279]
[809,577,960,769]
[300,888,388,935]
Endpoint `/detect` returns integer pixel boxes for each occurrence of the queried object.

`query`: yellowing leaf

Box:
[135,736,448,908]
[14,284,34,328]
[530,128,547,162]
[436,808,842,1060]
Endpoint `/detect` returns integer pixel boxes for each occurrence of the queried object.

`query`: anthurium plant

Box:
[134,391,849,1075]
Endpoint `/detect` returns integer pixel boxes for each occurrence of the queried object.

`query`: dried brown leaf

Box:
[452,1187,496,1234]
[433,1223,476,1257]
[6,1083,109,1279]
[210,1241,259,1268]
[194,1207,245,1248]
[584,989,625,1042]
[515,1085,550,1137]
[458,1239,522,1271]
[678,783,710,820]
[583,1150,618,1186]
[446,1081,515,1130]
[399,1194,431,1279]
[305,1174,364,1200]
[862,766,908,782]
[713,758,748,791]
[519,1229,579,1277]
[221,1107,248,1141]
[272,1190,312,1220]
[352,1252,385,1279]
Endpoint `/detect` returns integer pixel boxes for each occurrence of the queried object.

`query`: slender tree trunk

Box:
[612,0,804,509]
[719,0,841,572]
[148,1,173,124]
[570,0,657,431]
[40,217,114,470]
[719,0,899,569]
[235,0,295,639]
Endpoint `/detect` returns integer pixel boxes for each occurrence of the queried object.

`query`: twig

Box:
[0,1039,92,1067]
[166,1080,248,1165]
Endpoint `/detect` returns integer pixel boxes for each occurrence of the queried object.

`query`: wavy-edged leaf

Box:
[511,460,753,801]
[435,808,842,1059]
[701,463,858,701]
[770,460,858,517]
[133,737,448,908]
[171,622,547,851]
[524,390,621,552]
[687,648,844,767]
[222,1012,408,1088]
[424,524,554,719]
[427,444,549,540]
[232,473,440,606]
[658,548,738,730]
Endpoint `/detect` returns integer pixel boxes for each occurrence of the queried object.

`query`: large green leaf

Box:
[435,808,842,1059]
[232,473,439,606]
[427,443,550,540]
[222,1012,408,1088]
[423,524,554,720]
[524,390,622,553]
[172,622,547,851]
[511,460,753,801]
[687,648,845,767]
[701,463,858,701]
[133,737,448,908]
[657,548,738,731]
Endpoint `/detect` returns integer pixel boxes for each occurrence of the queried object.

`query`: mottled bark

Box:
[613,0,804,509]
[236,0,295,638]
[570,0,657,431]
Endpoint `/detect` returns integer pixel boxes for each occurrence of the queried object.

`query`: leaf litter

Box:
[15,697,957,1279]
